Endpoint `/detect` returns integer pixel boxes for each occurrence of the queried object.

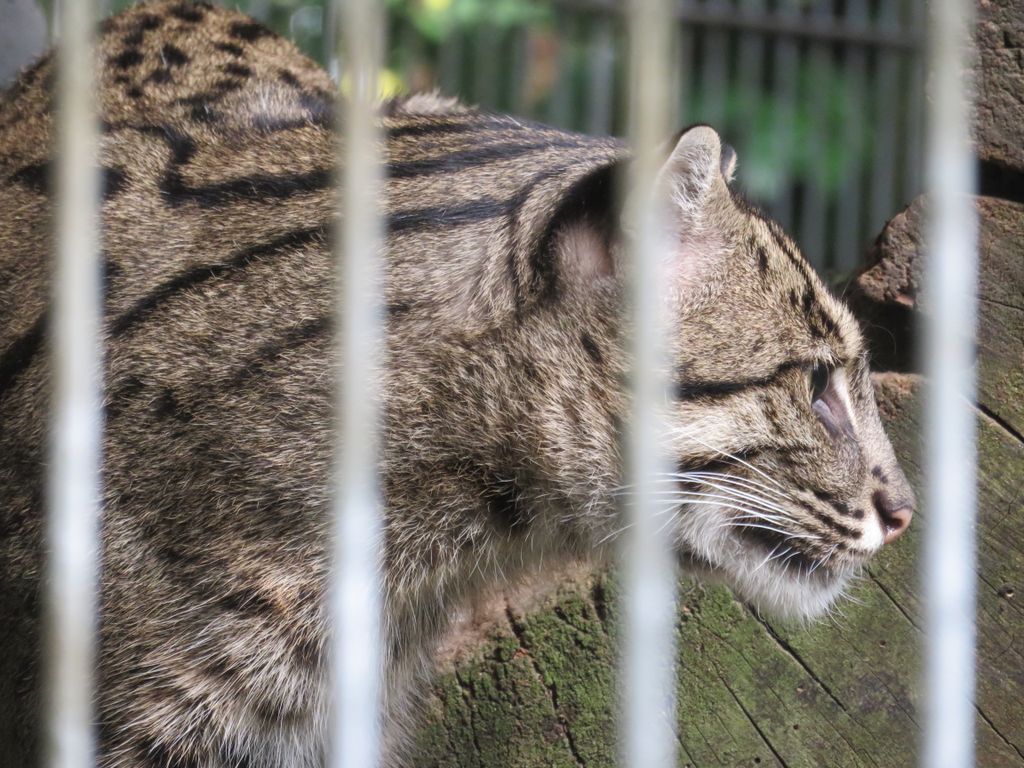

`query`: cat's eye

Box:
[809,362,853,438]
[809,363,830,403]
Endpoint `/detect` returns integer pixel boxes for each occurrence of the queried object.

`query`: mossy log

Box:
[409,196,1024,766]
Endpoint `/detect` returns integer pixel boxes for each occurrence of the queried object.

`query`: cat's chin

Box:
[677,547,854,622]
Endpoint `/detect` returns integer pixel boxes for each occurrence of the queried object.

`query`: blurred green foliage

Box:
[28,0,920,274]
[63,0,871,201]
[387,0,550,41]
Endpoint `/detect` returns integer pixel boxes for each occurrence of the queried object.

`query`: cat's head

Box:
[653,126,914,619]
[552,125,914,621]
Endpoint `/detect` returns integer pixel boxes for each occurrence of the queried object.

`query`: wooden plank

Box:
[417,631,579,768]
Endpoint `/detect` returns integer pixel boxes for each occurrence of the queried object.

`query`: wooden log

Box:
[975,0,1024,172]
[848,195,1024,436]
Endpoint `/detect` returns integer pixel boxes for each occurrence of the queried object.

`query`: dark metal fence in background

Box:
[391,0,926,279]
[18,0,926,278]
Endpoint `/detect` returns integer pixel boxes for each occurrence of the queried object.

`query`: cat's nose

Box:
[873,489,913,544]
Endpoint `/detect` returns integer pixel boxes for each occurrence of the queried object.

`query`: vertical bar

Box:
[330,1,384,768]
[922,0,978,766]
[622,1,677,767]
[45,0,102,767]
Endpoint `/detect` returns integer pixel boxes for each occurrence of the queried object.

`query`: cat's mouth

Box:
[732,524,841,575]
[675,537,855,621]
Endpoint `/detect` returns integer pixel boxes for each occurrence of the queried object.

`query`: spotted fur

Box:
[0,2,913,766]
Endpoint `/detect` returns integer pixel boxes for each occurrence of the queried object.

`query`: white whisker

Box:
[751,543,786,574]
[714,520,819,543]
[673,471,796,504]
[641,490,793,522]
[671,478,794,517]
[668,430,787,491]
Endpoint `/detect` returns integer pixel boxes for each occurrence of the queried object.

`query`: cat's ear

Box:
[542,127,739,297]
[720,142,738,183]
[656,125,740,294]
[656,124,734,220]
[543,164,624,288]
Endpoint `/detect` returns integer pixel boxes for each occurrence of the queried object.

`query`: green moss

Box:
[513,587,618,766]
[416,634,578,767]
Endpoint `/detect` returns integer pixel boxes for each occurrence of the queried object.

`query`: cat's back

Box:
[0,0,628,349]
[0,5,360,763]
[0,0,338,342]
[0,3,349,596]
[0,0,623,512]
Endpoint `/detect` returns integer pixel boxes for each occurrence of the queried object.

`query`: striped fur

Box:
[0,2,913,767]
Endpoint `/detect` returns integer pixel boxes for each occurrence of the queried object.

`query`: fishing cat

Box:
[0,1,914,766]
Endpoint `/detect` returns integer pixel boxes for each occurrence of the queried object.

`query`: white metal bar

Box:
[621,1,677,767]
[922,0,978,765]
[45,0,102,767]
[330,1,385,767]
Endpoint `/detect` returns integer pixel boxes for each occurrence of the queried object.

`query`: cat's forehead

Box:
[737,210,865,364]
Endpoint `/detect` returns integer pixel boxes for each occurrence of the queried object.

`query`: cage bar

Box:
[922,0,979,766]
[45,1,103,767]
[330,1,385,767]
[620,1,678,767]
